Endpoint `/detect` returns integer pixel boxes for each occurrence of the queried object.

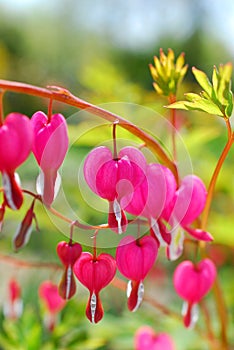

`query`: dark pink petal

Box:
[0,113,33,172]
[57,241,82,267]
[83,146,112,195]
[183,226,213,242]
[73,252,116,293]
[116,235,158,281]
[173,175,207,226]
[125,163,176,219]
[173,259,216,304]
[31,112,68,171]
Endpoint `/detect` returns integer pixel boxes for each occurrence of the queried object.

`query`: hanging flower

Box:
[39,281,66,331]
[57,241,82,299]
[134,326,175,350]
[12,200,37,251]
[73,252,116,323]
[173,258,216,328]
[0,113,33,210]
[3,279,23,320]
[123,163,176,246]
[31,111,69,206]
[116,235,158,311]
[84,146,147,234]
[163,175,213,260]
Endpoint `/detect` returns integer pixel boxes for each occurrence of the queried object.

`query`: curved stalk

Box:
[0,79,178,183]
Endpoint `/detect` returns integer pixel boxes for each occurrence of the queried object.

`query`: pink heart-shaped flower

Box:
[173,258,216,303]
[116,235,158,281]
[135,326,175,350]
[73,252,116,323]
[57,241,82,267]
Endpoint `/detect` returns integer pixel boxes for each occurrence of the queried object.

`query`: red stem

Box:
[0,79,178,183]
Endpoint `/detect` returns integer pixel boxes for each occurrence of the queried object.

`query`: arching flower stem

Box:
[0,79,178,183]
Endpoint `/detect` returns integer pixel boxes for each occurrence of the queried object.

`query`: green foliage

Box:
[168,63,233,117]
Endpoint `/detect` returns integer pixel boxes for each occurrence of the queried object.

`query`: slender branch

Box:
[0,253,62,270]
[0,79,178,183]
[201,132,233,230]
[169,94,177,161]
[200,118,233,349]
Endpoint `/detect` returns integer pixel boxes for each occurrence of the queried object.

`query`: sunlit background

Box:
[0,1,234,349]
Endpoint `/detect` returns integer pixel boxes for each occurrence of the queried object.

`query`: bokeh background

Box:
[0,1,233,349]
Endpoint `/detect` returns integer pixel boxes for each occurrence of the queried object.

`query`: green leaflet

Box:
[167,63,233,118]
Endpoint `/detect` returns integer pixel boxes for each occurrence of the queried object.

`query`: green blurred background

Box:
[0,0,234,349]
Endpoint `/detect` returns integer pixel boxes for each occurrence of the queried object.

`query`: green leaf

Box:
[225,90,233,117]
[166,100,190,111]
[192,67,212,96]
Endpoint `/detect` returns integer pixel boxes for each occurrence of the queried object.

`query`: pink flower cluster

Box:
[0,111,68,248]
[50,144,216,331]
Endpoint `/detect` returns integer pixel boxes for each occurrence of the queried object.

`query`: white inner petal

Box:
[90,292,97,323]
[66,265,72,299]
[150,217,167,247]
[126,280,132,298]
[2,172,18,210]
[113,198,122,234]
[132,281,144,312]
[36,171,61,200]
[168,226,184,261]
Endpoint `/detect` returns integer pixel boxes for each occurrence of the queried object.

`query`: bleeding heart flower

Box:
[173,258,216,328]
[134,326,175,350]
[0,113,33,210]
[73,252,116,323]
[31,111,69,206]
[12,200,37,251]
[57,241,82,299]
[39,281,66,331]
[84,146,147,234]
[3,279,23,320]
[124,163,176,247]
[116,235,158,311]
[164,175,213,261]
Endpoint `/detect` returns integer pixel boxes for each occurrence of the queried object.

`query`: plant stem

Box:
[0,79,178,183]
[169,94,177,161]
[201,130,233,230]
[200,118,233,349]
[112,121,118,159]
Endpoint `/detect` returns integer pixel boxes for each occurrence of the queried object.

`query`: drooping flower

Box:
[116,235,158,311]
[173,258,216,328]
[0,113,33,210]
[39,281,66,331]
[123,163,176,246]
[84,146,147,234]
[31,111,69,206]
[3,279,23,320]
[12,200,37,251]
[57,241,82,299]
[164,175,213,260]
[73,252,116,323]
[134,326,175,350]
